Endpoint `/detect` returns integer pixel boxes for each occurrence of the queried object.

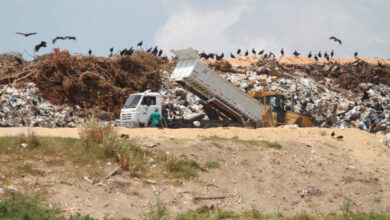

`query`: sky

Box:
[1,0,389,59]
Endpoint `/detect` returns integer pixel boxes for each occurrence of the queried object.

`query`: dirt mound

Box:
[8,49,169,118]
[1,127,389,218]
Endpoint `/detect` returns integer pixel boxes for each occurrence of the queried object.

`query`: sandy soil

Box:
[205,56,390,67]
[1,127,390,219]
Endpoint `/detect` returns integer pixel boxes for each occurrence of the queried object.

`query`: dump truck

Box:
[120,48,313,128]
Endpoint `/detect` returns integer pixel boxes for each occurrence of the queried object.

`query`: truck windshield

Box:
[124,95,142,108]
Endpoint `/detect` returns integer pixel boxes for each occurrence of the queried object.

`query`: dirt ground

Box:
[1,127,390,219]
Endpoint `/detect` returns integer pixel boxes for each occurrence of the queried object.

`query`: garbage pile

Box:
[158,59,390,133]
[1,49,168,118]
[0,83,84,127]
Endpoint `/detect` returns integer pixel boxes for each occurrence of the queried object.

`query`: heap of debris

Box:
[158,58,390,133]
[0,49,169,118]
[0,83,84,127]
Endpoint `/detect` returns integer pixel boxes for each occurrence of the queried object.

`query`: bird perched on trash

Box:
[336,135,343,141]
[158,49,163,57]
[109,47,114,57]
[252,48,256,55]
[244,50,249,57]
[230,53,236,58]
[330,50,334,58]
[199,51,207,59]
[314,54,318,61]
[52,36,65,44]
[258,49,264,56]
[34,41,47,52]
[137,41,143,47]
[152,46,158,56]
[237,49,241,55]
[329,36,342,45]
[14,56,23,65]
[146,47,152,52]
[65,36,76,40]
[293,50,300,57]
[88,49,92,56]
[216,53,224,61]
[354,52,358,58]
[308,51,312,58]
[324,52,329,61]
[318,51,322,58]
[208,53,215,59]
[16,32,37,37]
[331,131,335,138]
[280,48,284,56]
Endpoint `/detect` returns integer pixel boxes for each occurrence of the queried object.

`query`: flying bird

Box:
[16,32,37,37]
[308,51,312,58]
[230,53,236,58]
[331,131,335,138]
[258,49,264,55]
[65,36,76,40]
[336,135,343,141]
[237,49,241,55]
[52,36,65,44]
[329,36,342,45]
[293,50,300,57]
[280,48,284,56]
[34,41,47,52]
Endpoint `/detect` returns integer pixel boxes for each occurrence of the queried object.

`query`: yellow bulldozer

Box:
[248,77,313,127]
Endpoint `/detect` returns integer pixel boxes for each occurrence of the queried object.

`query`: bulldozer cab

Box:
[248,90,313,127]
[256,94,286,124]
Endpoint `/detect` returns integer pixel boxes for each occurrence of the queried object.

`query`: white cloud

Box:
[155,0,264,55]
[156,0,390,58]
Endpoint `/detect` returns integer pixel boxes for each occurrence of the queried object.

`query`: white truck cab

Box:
[120,92,163,128]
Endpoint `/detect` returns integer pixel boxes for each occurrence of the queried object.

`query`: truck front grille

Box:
[121,113,132,120]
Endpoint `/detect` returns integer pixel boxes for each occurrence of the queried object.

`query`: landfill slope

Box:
[1,52,389,132]
[0,127,389,218]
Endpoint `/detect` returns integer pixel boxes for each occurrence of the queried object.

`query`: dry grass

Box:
[78,116,112,148]
[17,129,39,149]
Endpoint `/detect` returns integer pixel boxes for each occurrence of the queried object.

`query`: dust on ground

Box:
[1,127,389,219]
